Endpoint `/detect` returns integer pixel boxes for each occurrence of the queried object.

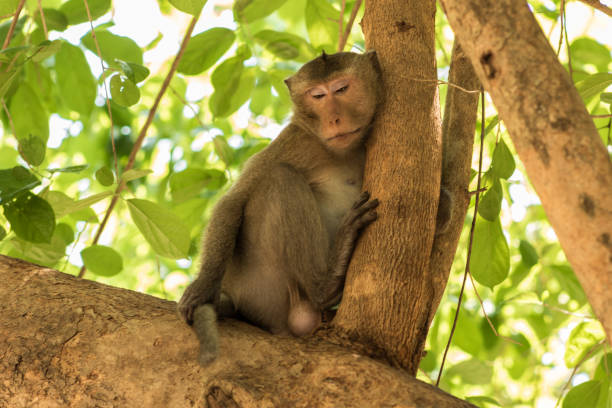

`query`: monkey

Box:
[177,51,383,365]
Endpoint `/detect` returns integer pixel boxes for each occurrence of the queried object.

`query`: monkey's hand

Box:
[333,191,379,275]
[177,278,220,325]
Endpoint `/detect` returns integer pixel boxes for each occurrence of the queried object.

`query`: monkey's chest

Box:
[312,169,362,244]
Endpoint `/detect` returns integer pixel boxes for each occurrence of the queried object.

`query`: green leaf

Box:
[34,9,68,32]
[478,178,502,221]
[81,245,123,277]
[575,73,612,103]
[30,40,62,62]
[96,166,115,186]
[11,233,67,266]
[550,264,588,306]
[470,216,509,288]
[55,41,97,115]
[250,77,272,115]
[178,28,235,75]
[465,396,501,407]
[0,225,6,241]
[116,60,150,83]
[170,168,227,202]
[47,164,89,173]
[55,223,74,245]
[110,74,140,107]
[595,353,612,381]
[169,0,206,15]
[209,60,256,117]
[565,321,605,368]
[519,240,538,268]
[3,192,55,243]
[563,380,602,408]
[601,93,612,104]
[490,139,515,179]
[570,38,611,72]
[81,29,143,66]
[254,30,314,62]
[446,358,493,385]
[9,82,49,143]
[126,199,190,259]
[121,169,152,182]
[212,136,234,166]
[234,0,289,22]
[18,135,46,167]
[0,0,19,16]
[305,0,339,49]
[0,166,40,203]
[60,0,111,25]
[44,190,112,218]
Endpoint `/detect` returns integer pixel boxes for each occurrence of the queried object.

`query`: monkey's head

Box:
[285,51,382,152]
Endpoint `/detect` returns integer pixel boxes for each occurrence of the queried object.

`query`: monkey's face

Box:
[303,75,376,151]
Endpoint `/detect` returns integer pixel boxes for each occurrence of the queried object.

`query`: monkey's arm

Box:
[177,191,245,324]
[309,192,378,310]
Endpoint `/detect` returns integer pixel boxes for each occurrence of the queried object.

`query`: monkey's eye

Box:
[335,85,349,94]
[312,93,326,99]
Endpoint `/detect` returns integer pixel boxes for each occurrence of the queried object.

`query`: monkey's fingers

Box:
[352,191,371,209]
[346,198,379,225]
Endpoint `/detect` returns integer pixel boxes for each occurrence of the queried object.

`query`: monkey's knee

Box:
[288,301,321,336]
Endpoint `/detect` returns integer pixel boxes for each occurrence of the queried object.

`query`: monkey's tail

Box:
[192,304,219,366]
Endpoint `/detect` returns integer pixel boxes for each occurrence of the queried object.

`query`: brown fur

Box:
[178,52,382,364]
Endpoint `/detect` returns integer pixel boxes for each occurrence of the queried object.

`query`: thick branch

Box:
[0,255,474,408]
[440,0,612,343]
[428,41,480,326]
[578,0,612,17]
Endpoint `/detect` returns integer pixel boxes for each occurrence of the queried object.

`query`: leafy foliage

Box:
[0,0,610,406]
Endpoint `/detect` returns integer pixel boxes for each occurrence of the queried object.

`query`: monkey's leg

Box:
[225,164,329,336]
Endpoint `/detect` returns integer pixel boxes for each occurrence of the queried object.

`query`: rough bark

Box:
[333,0,442,374]
[428,42,481,325]
[0,255,476,408]
[440,0,612,343]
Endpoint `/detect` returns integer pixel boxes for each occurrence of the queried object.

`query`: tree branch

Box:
[1,0,25,50]
[578,0,612,17]
[428,42,480,327]
[440,0,612,344]
[0,255,475,408]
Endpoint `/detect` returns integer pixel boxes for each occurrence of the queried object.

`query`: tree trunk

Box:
[333,0,442,374]
[0,255,476,408]
[440,0,612,343]
[428,42,480,326]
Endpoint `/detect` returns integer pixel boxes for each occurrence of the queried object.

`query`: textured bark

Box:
[428,42,480,325]
[0,255,476,408]
[440,0,612,343]
[333,0,442,373]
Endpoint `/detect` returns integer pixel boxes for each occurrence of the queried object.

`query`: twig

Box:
[563,5,573,81]
[436,88,487,387]
[468,273,523,346]
[1,0,25,50]
[338,0,362,52]
[557,0,565,56]
[37,0,48,40]
[78,15,200,278]
[1,99,16,137]
[592,114,612,118]
[82,0,118,179]
[169,86,208,130]
[554,339,606,408]
[407,77,481,94]
[578,0,612,17]
[337,0,346,52]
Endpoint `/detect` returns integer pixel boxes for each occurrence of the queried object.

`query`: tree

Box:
[0,0,611,406]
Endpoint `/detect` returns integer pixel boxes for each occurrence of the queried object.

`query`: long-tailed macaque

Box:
[177,51,382,365]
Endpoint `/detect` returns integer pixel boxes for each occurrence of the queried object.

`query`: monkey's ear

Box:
[365,50,382,75]
[284,77,293,93]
